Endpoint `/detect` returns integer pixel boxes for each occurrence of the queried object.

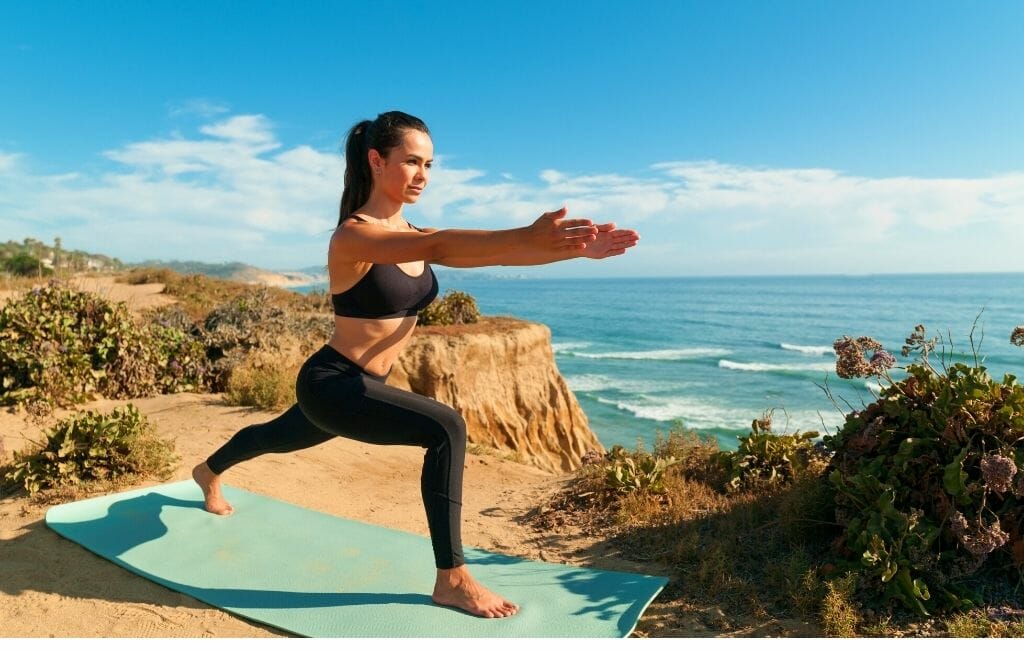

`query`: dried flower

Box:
[1011,326,1024,347]
[833,336,894,378]
[869,350,896,373]
[980,454,1017,494]
[951,512,1010,556]
[903,323,938,358]
[834,336,872,378]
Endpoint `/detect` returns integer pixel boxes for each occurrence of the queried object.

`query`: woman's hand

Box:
[526,207,598,251]
[582,222,640,259]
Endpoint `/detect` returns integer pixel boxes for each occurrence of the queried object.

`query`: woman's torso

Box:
[326,217,436,377]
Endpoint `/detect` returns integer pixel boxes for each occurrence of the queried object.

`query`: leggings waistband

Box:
[312,344,390,382]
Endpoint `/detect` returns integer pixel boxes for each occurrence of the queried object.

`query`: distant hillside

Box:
[132,259,326,288]
[1,237,123,275]
[132,259,256,279]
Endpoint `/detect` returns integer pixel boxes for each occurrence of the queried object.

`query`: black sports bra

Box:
[331,216,439,319]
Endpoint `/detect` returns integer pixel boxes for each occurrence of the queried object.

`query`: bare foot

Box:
[431,565,519,618]
[191,462,234,515]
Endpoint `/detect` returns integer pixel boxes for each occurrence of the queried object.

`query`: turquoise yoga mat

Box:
[45,481,668,637]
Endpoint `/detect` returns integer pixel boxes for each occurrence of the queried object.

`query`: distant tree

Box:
[54,237,62,270]
[5,252,43,276]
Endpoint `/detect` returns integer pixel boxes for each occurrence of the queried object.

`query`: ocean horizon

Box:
[295,272,1024,452]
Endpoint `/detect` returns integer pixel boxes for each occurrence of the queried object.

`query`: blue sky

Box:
[2,1,1023,277]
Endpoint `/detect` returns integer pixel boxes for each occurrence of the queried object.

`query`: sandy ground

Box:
[0,276,176,315]
[0,392,683,637]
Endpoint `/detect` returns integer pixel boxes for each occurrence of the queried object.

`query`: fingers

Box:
[559,218,595,229]
[540,206,568,221]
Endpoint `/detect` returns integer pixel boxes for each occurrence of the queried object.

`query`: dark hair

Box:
[338,111,430,225]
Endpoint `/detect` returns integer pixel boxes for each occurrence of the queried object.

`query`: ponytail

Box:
[337,111,430,226]
[339,120,373,224]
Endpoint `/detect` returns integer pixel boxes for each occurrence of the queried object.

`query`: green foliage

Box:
[0,282,209,413]
[2,405,176,495]
[202,289,290,392]
[2,252,49,277]
[602,444,681,495]
[826,326,1024,617]
[418,290,481,326]
[717,414,821,492]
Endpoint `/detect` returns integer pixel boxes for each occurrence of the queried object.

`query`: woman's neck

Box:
[357,192,405,222]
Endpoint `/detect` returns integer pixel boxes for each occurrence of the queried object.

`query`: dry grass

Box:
[0,275,49,292]
[820,574,862,637]
[116,267,328,321]
[222,359,298,410]
[945,611,1024,638]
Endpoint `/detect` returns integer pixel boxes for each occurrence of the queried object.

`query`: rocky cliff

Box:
[388,317,603,474]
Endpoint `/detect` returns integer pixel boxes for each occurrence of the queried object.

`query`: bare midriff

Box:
[326,259,425,377]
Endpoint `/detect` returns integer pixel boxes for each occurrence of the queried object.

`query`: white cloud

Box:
[199,115,278,147]
[2,114,1023,275]
[168,98,231,118]
[0,151,22,173]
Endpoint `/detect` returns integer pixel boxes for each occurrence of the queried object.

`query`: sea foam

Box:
[595,395,844,432]
[551,341,592,353]
[780,343,836,356]
[719,360,836,373]
[571,347,732,361]
[566,374,699,394]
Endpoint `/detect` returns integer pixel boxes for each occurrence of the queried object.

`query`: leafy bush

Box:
[202,289,290,392]
[2,252,50,277]
[418,290,481,326]
[825,325,1024,616]
[2,404,176,495]
[0,282,147,412]
[602,444,681,495]
[0,282,210,414]
[717,414,821,492]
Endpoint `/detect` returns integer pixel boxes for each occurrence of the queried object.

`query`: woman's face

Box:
[372,129,433,205]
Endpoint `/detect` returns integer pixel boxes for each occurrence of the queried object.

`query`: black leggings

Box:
[206,344,466,569]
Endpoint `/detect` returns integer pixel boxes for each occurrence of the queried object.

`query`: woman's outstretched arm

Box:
[431,222,640,268]
[331,207,597,265]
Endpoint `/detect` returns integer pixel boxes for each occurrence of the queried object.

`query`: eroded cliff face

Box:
[388,317,603,474]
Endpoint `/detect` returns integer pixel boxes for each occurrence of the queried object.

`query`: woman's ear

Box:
[368,148,384,175]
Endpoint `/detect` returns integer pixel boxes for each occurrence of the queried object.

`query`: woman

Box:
[192,111,640,619]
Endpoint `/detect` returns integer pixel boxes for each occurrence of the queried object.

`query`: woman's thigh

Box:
[298,373,462,449]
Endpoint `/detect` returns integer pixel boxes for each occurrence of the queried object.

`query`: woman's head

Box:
[339,111,431,224]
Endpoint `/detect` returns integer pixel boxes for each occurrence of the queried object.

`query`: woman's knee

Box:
[434,405,467,451]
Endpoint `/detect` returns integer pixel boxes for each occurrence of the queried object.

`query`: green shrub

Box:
[418,290,480,326]
[825,325,1024,617]
[0,282,210,414]
[0,281,147,412]
[602,444,680,495]
[2,404,176,495]
[716,413,821,492]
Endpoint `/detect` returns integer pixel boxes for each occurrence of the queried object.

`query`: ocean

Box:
[297,273,1024,451]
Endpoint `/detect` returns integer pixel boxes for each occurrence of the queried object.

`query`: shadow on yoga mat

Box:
[45,481,667,637]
